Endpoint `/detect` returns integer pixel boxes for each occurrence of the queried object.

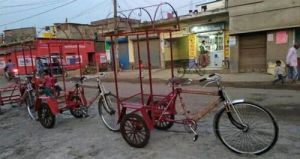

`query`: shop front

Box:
[190,23,228,69]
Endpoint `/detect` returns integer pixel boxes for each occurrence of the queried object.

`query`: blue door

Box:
[119,43,130,70]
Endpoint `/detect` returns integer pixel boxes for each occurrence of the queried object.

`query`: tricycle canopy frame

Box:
[103,2,180,108]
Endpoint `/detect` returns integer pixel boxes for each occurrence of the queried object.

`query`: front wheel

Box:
[38,103,56,129]
[120,113,150,148]
[98,93,120,132]
[26,91,37,120]
[214,101,278,155]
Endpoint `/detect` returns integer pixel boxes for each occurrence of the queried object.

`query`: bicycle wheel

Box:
[194,65,204,76]
[38,103,56,129]
[120,113,150,148]
[98,93,120,132]
[175,66,185,78]
[26,91,37,120]
[214,101,278,155]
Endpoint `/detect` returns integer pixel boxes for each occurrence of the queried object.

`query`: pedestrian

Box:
[199,40,209,67]
[272,60,285,85]
[286,43,299,83]
[4,59,16,79]
[36,57,44,77]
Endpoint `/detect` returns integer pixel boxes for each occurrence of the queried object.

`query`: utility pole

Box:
[113,0,120,71]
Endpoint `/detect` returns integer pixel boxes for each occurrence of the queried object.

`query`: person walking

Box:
[286,43,299,83]
[272,60,285,85]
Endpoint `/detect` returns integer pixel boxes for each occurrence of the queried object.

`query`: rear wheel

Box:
[69,96,88,118]
[214,101,278,155]
[38,103,56,129]
[98,94,120,131]
[120,113,150,148]
[149,101,174,130]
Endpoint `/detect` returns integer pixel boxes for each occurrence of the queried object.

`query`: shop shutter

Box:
[239,32,266,72]
[133,39,160,68]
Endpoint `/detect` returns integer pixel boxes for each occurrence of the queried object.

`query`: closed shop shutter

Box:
[239,33,266,72]
[133,39,160,68]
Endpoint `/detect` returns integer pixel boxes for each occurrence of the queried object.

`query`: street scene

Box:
[1,0,300,159]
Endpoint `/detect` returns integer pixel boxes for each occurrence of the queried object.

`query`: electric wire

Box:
[0,0,79,27]
[0,0,64,8]
[0,0,67,16]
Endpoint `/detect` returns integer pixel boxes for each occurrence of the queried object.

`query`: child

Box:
[42,70,62,97]
[273,60,285,85]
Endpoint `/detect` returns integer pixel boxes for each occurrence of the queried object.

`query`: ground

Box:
[0,78,299,159]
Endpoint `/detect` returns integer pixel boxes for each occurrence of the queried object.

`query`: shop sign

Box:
[224,31,230,57]
[276,31,288,44]
[18,56,35,66]
[267,33,274,42]
[229,36,236,46]
[188,34,197,58]
[190,23,224,33]
[0,58,5,69]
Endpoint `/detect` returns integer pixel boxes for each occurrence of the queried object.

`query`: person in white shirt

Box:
[273,60,285,85]
[286,43,299,83]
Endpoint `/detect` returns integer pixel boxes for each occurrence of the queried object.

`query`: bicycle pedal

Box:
[193,134,199,142]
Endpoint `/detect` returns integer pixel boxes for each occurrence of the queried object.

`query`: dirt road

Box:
[0,81,299,159]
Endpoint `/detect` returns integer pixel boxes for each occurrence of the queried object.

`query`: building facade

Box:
[0,38,99,75]
[228,0,300,73]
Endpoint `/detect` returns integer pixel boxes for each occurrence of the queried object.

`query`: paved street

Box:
[0,77,299,159]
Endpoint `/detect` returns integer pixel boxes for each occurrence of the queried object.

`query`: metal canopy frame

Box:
[104,2,180,110]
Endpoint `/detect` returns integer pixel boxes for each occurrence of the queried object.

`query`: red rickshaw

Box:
[100,2,278,155]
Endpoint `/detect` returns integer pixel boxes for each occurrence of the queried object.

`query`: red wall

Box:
[0,38,95,75]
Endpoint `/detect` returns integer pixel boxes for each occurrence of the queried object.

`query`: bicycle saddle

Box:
[168,77,192,86]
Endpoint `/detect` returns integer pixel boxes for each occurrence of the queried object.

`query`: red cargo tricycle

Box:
[100,3,278,155]
[25,41,116,128]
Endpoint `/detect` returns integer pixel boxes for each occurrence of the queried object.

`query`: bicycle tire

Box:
[38,103,56,129]
[175,66,185,78]
[98,93,120,132]
[26,91,37,120]
[120,113,150,148]
[213,101,278,155]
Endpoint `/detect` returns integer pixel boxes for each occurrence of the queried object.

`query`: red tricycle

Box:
[101,3,278,155]
[28,41,115,128]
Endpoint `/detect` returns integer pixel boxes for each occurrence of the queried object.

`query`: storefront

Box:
[190,23,228,69]
[0,38,96,75]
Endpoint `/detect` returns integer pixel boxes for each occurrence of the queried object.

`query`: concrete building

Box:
[228,0,300,73]
[3,27,36,44]
[127,0,229,71]
[53,23,97,39]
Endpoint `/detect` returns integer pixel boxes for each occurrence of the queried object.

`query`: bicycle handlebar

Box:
[198,73,222,87]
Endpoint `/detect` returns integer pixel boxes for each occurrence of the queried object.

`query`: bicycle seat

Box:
[168,77,192,86]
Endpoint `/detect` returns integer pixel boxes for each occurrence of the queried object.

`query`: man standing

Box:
[286,43,299,83]
[199,40,209,67]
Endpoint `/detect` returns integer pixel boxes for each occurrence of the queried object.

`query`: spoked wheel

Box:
[214,101,278,155]
[70,107,88,118]
[120,113,150,148]
[149,101,174,130]
[175,66,185,78]
[38,103,56,129]
[194,65,204,76]
[26,91,37,120]
[70,96,88,118]
[98,93,120,132]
